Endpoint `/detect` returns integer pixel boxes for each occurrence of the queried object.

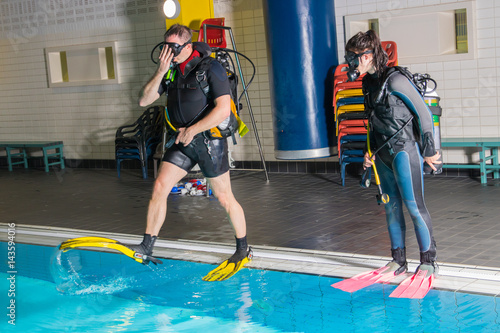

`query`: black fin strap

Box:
[420,251,436,264]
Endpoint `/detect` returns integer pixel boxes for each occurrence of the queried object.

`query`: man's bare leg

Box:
[202,170,251,281]
[129,162,187,262]
[207,170,246,238]
[146,161,188,236]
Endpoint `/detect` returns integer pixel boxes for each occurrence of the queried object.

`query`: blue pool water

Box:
[1,242,499,332]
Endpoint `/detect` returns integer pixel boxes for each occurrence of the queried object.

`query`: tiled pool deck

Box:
[1,168,499,296]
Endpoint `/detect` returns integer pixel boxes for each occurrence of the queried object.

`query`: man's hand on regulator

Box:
[175,127,196,146]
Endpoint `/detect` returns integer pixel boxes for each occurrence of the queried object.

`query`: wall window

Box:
[45,42,119,88]
[455,9,468,54]
[344,1,475,64]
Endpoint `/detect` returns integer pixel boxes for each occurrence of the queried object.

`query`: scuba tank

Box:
[379,67,442,175]
[423,90,442,175]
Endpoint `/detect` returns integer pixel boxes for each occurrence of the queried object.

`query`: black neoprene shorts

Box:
[162,134,229,178]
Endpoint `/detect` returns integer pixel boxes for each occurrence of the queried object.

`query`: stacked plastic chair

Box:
[334,41,398,185]
[197,18,227,48]
[115,106,163,179]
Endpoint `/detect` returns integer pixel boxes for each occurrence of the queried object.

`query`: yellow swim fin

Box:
[202,248,253,282]
[58,237,163,265]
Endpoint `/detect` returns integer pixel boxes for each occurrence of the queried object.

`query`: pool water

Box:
[1,243,499,332]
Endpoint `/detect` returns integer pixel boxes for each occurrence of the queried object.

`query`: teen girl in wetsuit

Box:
[346,31,442,278]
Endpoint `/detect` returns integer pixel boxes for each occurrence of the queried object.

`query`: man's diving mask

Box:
[160,41,191,57]
[344,50,372,82]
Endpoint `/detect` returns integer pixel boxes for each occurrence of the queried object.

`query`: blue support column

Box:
[263,0,339,159]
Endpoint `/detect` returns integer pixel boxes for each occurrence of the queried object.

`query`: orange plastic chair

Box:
[333,81,363,105]
[338,127,367,150]
[337,119,368,135]
[382,41,398,67]
[335,80,362,94]
[333,64,349,86]
[198,18,226,48]
[332,41,397,121]
[334,41,397,85]
[333,64,365,87]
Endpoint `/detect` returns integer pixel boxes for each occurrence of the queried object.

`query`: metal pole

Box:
[203,24,269,182]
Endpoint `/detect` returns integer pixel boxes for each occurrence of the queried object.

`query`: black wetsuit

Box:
[364,67,437,263]
[158,42,231,178]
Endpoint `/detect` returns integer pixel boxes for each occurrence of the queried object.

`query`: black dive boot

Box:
[418,250,438,275]
[387,247,408,275]
[225,236,253,265]
[233,236,251,259]
[129,234,162,265]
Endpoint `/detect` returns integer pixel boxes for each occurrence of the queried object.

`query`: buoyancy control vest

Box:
[163,42,217,129]
[363,67,416,144]
[363,65,438,155]
[163,42,244,142]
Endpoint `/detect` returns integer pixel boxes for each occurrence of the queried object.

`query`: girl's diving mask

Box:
[344,50,372,82]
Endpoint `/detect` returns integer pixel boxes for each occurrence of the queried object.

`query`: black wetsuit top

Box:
[363,67,436,159]
[156,42,231,178]
[158,42,230,128]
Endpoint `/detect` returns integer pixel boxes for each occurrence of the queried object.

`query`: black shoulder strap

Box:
[376,66,425,103]
[375,67,399,104]
[195,57,215,98]
[392,66,414,83]
[386,66,432,96]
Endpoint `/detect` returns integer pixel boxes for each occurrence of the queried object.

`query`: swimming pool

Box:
[1,242,499,332]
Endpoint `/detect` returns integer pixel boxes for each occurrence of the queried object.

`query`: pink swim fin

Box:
[331,264,404,293]
[389,266,435,299]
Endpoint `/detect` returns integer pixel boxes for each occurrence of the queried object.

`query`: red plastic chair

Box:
[333,81,363,105]
[332,65,364,112]
[337,119,368,135]
[333,41,398,121]
[198,18,226,48]
[334,40,397,86]
[333,64,365,87]
[333,64,349,86]
[382,41,398,67]
[338,127,368,149]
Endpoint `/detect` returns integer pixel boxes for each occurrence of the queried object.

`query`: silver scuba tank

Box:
[423,90,442,175]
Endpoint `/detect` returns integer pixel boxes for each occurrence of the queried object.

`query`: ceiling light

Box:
[163,0,180,19]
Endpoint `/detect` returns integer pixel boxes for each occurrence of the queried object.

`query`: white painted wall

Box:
[0,0,497,166]
[0,0,168,161]
[335,0,500,164]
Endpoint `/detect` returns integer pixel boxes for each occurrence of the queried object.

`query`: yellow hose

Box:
[366,122,389,204]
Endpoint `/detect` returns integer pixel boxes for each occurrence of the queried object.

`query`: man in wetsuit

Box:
[340,30,441,297]
[134,24,251,280]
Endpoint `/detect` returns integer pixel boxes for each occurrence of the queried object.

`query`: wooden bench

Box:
[0,141,65,172]
[441,137,500,184]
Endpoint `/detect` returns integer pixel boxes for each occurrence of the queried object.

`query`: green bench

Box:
[0,141,65,172]
[441,137,500,184]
